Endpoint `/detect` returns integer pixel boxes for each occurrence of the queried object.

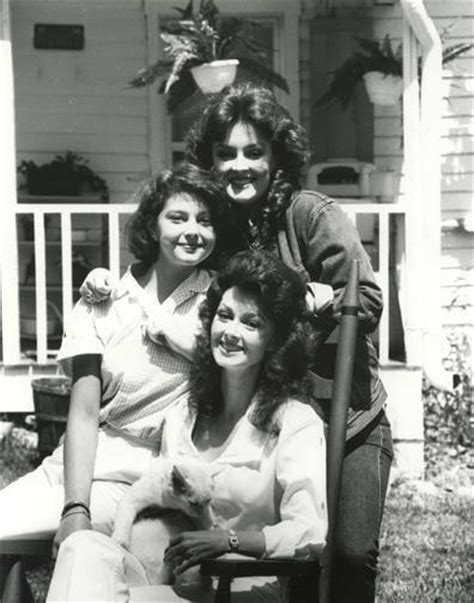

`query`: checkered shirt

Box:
[57,266,213,443]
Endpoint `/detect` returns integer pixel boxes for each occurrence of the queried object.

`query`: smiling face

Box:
[211,286,275,372]
[212,121,273,206]
[156,192,216,269]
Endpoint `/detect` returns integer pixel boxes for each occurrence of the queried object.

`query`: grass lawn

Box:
[1,425,472,602]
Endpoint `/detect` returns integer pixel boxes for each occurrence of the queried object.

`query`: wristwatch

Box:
[228,528,240,552]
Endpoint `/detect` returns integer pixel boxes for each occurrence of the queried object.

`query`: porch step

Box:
[380,362,424,479]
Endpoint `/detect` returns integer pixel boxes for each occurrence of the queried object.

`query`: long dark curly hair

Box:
[127,162,227,271]
[185,84,310,248]
[189,250,313,435]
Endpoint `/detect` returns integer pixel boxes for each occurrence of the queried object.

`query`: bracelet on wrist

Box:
[61,508,91,521]
[61,500,90,518]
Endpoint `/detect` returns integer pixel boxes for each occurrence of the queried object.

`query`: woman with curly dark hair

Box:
[185,83,393,603]
[0,162,227,558]
[47,251,327,602]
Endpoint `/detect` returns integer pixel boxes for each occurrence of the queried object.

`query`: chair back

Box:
[319,260,360,603]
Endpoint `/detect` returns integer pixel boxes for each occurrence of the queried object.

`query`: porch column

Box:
[400,0,450,389]
[0,0,21,363]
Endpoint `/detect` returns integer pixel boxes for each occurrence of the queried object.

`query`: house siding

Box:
[372,1,473,331]
[11,0,149,205]
[301,0,473,331]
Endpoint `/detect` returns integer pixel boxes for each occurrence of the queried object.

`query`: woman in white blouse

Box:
[48,250,327,602]
[0,163,226,554]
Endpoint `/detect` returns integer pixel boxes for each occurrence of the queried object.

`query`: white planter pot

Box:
[369,170,396,202]
[191,59,239,94]
[363,71,403,106]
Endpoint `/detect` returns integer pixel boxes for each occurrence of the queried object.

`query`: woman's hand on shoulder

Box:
[52,512,92,558]
[80,268,116,304]
[164,530,229,574]
[305,282,334,316]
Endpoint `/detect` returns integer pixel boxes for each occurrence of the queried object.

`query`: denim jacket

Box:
[278,190,387,440]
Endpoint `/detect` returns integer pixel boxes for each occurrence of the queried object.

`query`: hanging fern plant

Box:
[128,0,289,113]
[315,29,473,110]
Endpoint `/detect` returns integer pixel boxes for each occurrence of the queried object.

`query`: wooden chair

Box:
[0,539,51,603]
[200,260,361,603]
[1,260,360,603]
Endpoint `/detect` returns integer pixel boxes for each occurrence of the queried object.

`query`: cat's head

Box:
[170,459,213,518]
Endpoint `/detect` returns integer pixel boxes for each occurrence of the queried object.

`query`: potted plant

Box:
[128,0,289,113]
[316,33,473,109]
[31,376,71,459]
[315,35,403,109]
[18,151,109,199]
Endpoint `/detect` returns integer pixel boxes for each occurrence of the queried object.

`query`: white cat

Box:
[112,457,216,586]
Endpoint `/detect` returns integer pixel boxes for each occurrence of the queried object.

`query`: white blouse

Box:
[161,398,327,558]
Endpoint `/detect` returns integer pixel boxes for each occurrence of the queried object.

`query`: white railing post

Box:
[61,212,73,334]
[401,12,423,367]
[34,211,48,364]
[0,0,21,364]
[339,202,406,364]
[108,212,121,282]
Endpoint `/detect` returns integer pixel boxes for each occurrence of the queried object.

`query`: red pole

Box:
[319,260,360,603]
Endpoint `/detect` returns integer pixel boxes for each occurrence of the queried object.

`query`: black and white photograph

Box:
[0,1,472,601]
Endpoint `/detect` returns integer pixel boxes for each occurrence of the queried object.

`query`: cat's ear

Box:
[171,465,190,495]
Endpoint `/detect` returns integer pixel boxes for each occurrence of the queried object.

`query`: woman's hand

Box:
[164,530,229,574]
[52,513,92,558]
[80,268,116,303]
[306,282,334,316]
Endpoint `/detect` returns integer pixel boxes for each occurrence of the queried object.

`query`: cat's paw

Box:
[174,568,212,599]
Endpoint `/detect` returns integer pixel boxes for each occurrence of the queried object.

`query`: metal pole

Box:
[319,259,360,603]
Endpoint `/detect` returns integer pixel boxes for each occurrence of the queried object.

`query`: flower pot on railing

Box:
[369,169,397,202]
[363,71,403,106]
[191,59,239,94]
[31,376,71,459]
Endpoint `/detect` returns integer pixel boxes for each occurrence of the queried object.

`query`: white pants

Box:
[48,531,286,602]
[0,429,158,542]
[47,531,190,602]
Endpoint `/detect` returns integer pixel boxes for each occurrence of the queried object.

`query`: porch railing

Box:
[1,202,406,366]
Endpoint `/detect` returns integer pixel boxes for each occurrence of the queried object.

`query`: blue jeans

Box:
[331,411,393,603]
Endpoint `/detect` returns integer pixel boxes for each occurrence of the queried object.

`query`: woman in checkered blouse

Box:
[0,162,228,555]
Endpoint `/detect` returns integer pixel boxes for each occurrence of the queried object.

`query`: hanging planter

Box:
[363,72,403,106]
[315,32,473,112]
[128,0,289,113]
[191,59,239,94]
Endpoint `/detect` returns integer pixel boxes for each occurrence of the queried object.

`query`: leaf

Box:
[442,42,473,65]
[164,50,201,93]
[199,0,219,30]
[160,32,198,60]
[128,60,172,88]
[314,54,368,109]
[166,69,200,113]
[357,36,383,57]
[173,0,194,19]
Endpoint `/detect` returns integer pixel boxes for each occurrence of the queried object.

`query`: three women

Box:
[82,82,392,601]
